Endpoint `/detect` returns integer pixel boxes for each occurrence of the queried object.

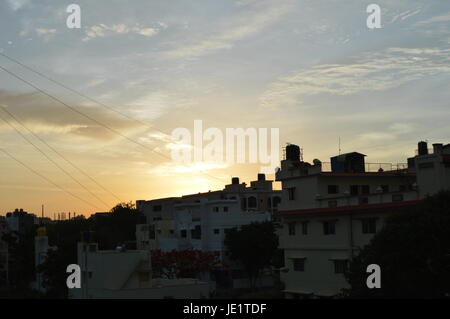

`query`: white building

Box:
[136,174,281,289]
[69,237,210,299]
[276,142,449,298]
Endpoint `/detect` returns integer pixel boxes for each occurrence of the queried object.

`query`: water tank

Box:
[231,177,239,185]
[418,141,428,155]
[286,144,300,161]
[257,173,266,181]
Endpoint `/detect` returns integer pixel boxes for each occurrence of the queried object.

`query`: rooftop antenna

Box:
[339,137,341,155]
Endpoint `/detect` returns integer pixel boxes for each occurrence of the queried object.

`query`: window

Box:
[350,185,359,195]
[361,185,370,194]
[213,229,220,235]
[328,200,337,208]
[292,258,305,272]
[241,197,247,210]
[273,196,281,208]
[180,230,187,238]
[328,185,339,194]
[248,196,257,208]
[153,205,162,212]
[288,222,296,236]
[191,225,201,239]
[333,260,348,274]
[381,185,389,193]
[301,221,308,235]
[223,206,229,212]
[399,185,406,192]
[287,187,296,200]
[392,194,404,202]
[323,221,336,235]
[267,197,272,208]
[213,207,219,212]
[358,197,369,205]
[361,218,377,234]
[169,229,174,235]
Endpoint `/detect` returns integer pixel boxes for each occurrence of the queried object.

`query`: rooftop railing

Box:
[319,162,408,172]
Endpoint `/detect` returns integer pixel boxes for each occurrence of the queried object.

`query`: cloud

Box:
[83,23,161,42]
[165,1,293,58]
[147,161,229,177]
[416,12,450,25]
[260,46,450,109]
[0,90,145,141]
[6,0,29,11]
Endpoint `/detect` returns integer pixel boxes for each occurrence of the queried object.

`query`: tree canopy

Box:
[345,191,450,298]
[224,221,279,290]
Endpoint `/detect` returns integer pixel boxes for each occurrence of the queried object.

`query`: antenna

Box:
[339,137,341,155]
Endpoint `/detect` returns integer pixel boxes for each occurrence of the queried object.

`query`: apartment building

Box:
[136,174,282,289]
[276,142,449,298]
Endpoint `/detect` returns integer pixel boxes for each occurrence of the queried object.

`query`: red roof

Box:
[277,200,422,218]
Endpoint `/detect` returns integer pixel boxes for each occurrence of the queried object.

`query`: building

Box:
[136,174,282,289]
[31,227,57,292]
[0,217,10,287]
[5,208,37,234]
[69,233,210,299]
[275,142,449,298]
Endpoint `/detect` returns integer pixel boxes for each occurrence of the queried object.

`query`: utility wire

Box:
[0,52,159,133]
[0,148,101,210]
[0,106,122,203]
[0,63,226,183]
[0,112,111,209]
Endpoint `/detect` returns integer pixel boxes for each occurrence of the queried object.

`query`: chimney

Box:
[257,173,266,181]
[433,143,443,154]
[231,177,239,185]
[418,141,428,156]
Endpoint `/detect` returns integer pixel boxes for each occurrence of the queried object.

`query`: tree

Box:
[345,191,450,298]
[151,249,221,279]
[224,221,279,290]
[91,202,145,250]
[1,230,36,290]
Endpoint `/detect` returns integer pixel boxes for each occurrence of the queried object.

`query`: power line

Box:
[0,106,122,203]
[0,63,226,183]
[0,112,111,209]
[0,52,160,133]
[0,148,101,210]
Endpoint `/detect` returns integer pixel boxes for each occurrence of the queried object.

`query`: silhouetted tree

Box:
[224,221,279,290]
[2,230,36,290]
[344,191,450,298]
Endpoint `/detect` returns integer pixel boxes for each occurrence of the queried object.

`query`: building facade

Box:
[276,142,449,298]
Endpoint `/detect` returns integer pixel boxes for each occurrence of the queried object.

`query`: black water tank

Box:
[258,173,266,181]
[286,144,300,161]
[232,177,239,185]
[418,141,428,155]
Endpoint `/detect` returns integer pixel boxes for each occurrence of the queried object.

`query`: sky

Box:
[0,0,449,217]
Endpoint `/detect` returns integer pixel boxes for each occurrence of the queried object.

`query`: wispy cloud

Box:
[83,23,163,42]
[260,47,450,109]
[165,1,293,58]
